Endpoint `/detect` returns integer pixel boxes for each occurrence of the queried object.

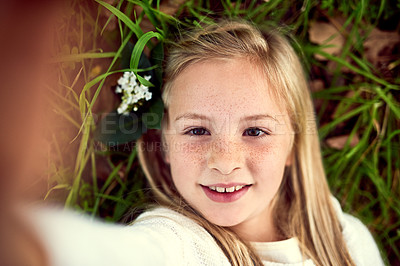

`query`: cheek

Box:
[248,145,287,202]
[172,141,208,162]
[247,142,288,178]
[167,139,208,182]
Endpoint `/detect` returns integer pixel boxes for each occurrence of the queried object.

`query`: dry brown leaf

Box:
[326,134,359,150]
[309,21,345,60]
[309,79,324,92]
[364,28,400,66]
[309,79,324,110]
[160,0,187,16]
[159,5,180,15]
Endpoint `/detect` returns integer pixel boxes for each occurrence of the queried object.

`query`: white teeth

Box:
[235,185,244,190]
[209,185,246,193]
[226,187,235,193]
[216,187,225,193]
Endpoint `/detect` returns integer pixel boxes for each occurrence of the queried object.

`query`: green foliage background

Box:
[44,0,400,264]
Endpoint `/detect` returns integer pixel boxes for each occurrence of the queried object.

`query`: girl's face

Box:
[164,57,293,241]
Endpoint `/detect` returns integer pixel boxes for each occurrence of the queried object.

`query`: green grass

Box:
[43,0,400,264]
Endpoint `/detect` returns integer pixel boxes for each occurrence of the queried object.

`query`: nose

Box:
[207,137,244,175]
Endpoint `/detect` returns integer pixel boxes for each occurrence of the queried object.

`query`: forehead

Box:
[167,57,286,120]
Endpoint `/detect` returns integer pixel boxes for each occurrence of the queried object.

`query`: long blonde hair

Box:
[137,20,355,265]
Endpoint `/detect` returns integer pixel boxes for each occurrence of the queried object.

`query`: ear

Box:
[285,149,293,166]
[160,112,170,164]
[162,140,170,164]
[164,151,170,164]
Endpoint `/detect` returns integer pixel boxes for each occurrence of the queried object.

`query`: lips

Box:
[201,183,251,203]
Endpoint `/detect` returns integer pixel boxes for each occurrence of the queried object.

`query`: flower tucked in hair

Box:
[115,71,152,114]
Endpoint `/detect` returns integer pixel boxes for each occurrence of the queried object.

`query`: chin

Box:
[203,213,243,228]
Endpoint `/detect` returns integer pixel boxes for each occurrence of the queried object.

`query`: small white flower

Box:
[145,92,152,101]
[117,102,129,115]
[132,95,139,103]
[122,71,131,79]
[130,78,137,87]
[125,85,134,93]
[117,76,127,85]
[115,71,152,113]
[126,95,133,104]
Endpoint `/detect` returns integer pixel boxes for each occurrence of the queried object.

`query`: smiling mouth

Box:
[201,184,251,203]
[208,185,249,193]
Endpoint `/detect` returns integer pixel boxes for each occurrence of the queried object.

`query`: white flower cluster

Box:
[115,71,152,114]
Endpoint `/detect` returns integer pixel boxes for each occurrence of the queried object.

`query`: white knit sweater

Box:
[31,198,384,266]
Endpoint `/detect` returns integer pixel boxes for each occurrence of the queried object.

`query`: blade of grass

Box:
[305,46,397,88]
[50,52,118,63]
[124,147,137,177]
[319,103,373,138]
[130,31,163,85]
[91,162,123,217]
[96,0,143,38]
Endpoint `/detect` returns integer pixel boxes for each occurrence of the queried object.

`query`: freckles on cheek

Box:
[248,145,271,166]
[247,143,285,177]
[178,142,208,162]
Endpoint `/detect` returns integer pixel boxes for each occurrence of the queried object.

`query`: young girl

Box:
[29,19,383,266]
[135,20,384,265]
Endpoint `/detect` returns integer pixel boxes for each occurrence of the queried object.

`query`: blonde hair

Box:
[138,20,355,265]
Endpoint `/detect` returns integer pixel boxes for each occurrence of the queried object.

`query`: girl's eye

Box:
[243,127,267,137]
[185,127,210,136]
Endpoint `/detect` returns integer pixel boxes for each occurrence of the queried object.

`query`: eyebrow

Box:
[174,113,278,123]
[244,114,278,122]
[174,113,211,122]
